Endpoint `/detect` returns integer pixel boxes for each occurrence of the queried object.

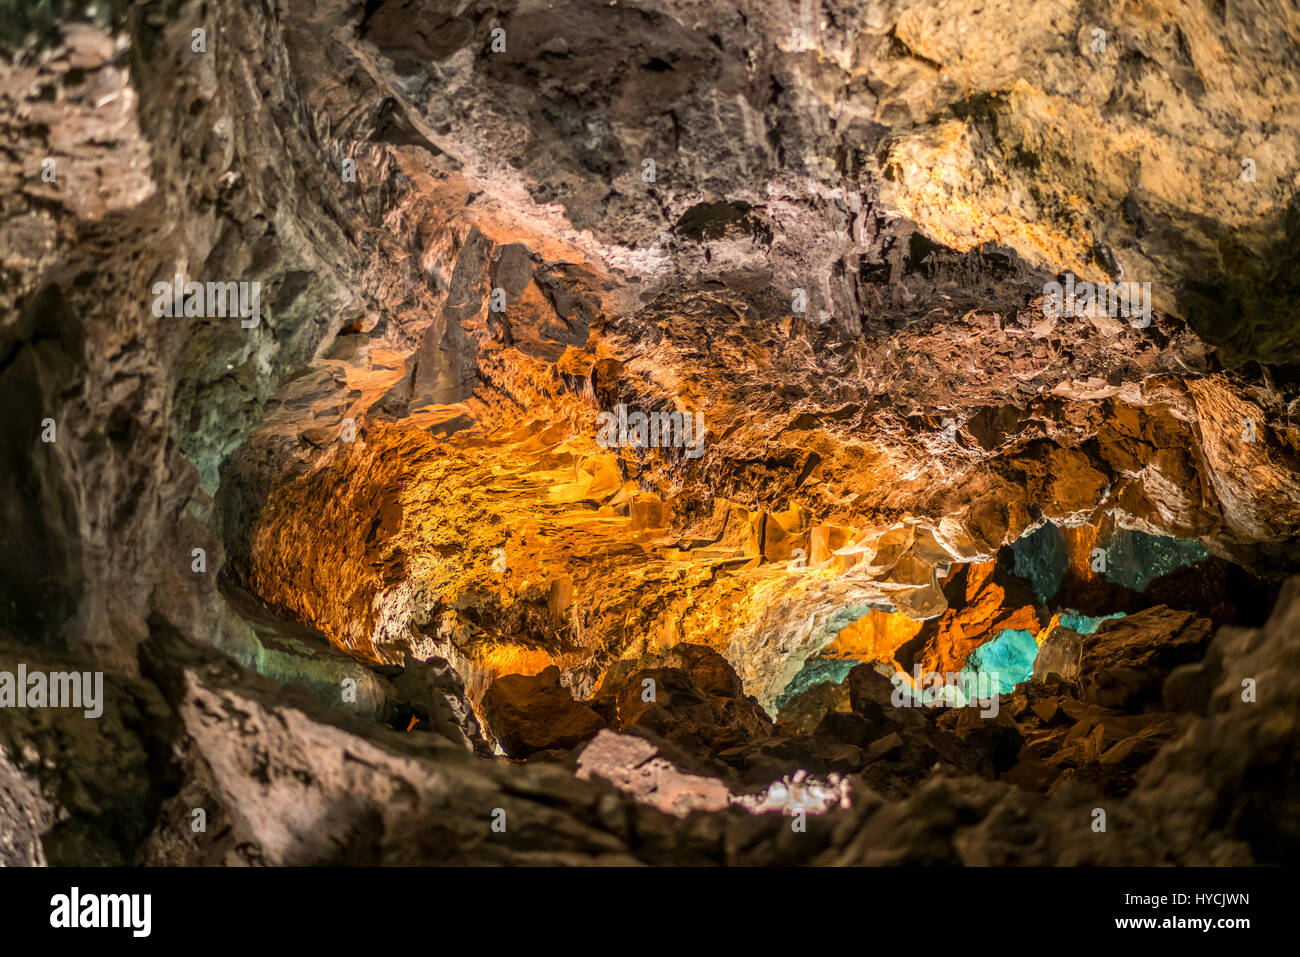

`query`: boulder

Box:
[1079,607,1212,710]
[574,730,732,818]
[389,654,492,756]
[1031,626,1083,682]
[481,666,605,758]
[586,644,773,759]
[776,678,852,735]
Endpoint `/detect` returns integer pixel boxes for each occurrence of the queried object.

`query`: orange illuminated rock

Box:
[823,609,926,668]
[480,666,605,758]
[809,524,855,568]
[912,561,1043,676]
[759,505,811,563]
[630,493,669,530]
[11,0,1300,872]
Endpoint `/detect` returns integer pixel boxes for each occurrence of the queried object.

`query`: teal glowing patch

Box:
[1058,610,1125,634]
[963,628,1039,695]
[772,656,860,714]
[1099,530,1209,593]
[1009,523,1068,603]
[1009,522,1209,599]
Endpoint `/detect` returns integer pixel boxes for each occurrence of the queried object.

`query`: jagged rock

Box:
[0,745,53,866]
[1079,607,1212,710]
[481,666,605,758]
[777,678,852,735]
[814,710,880,750]
[575,730,731,818]
[0,640,173,865]
[4,0,1300,869]
[717,734,866,787]
[1032,627,1083,682]
[846,663,902,719]
[586,644,774,758]
[942,707,1025,773]
[217,587,397,721]
[841,664,998,795]
[911,561,1043,675]
[866,732,904,762]
[388,655,492,756]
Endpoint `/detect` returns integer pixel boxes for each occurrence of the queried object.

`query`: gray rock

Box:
[1032,626,1082,682]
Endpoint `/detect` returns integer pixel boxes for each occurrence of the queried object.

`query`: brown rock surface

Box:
[1079,607,1212,710]
[4,0,1300,868]
[481,666,605,758]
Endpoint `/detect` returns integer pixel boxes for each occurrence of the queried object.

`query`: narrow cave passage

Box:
[209,328,1285,821]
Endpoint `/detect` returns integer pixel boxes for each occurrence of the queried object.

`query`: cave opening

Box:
[206,389,1283,825]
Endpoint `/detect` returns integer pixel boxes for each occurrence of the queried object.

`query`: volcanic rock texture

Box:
[2,0,1299,866]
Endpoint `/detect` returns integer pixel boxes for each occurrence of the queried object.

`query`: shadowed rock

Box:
[481,666,605,758]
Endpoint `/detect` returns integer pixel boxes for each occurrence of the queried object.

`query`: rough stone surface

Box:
[481,665,605,757]
[2,0,1299,867]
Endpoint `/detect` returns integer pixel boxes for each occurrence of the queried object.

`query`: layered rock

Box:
[3,0,1300,868]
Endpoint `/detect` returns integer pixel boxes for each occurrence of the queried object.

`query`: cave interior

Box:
[2,0,1300,867]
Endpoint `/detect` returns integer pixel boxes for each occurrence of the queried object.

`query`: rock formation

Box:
[2,0,1299,867]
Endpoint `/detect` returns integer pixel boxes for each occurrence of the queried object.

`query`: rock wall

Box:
[2,0,1299,866]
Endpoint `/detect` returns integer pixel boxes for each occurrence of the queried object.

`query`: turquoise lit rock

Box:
[962,628,1039,694]
[1058,610,1126,634]
[1009,523,1068,603]
[772,656,860,714]
[1009,522,1209,600]
[1100,529,1209,593]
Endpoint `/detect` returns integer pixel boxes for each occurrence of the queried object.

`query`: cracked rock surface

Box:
[2,0,1299,866]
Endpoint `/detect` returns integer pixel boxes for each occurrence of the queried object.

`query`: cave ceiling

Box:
[2,0,1300,872]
